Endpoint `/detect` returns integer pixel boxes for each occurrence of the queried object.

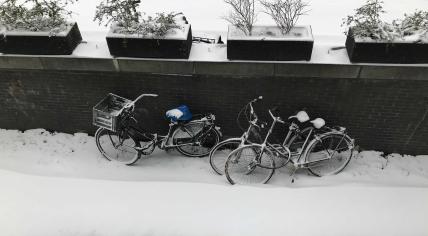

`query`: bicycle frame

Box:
[119,114,216,152]
[159,118,216,149]
[266,112,353,168]
[245,110,292,166]
[241,109,342,168]
[106,93,218,155]
[216,96,265,147]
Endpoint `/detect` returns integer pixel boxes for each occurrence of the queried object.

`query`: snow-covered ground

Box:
[1,129,428,235]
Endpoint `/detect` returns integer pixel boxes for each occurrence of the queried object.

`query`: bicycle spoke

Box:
[95,128,141,165]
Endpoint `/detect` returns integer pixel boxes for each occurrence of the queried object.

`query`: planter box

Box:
[346,28,428,64]
[106,24,192,59]
[0,23,82,55]
[227,25,314,61]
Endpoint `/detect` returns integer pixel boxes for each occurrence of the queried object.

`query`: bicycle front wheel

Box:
[172,123,221,157]
[209,138,242,175]
[225,145,275,185]
[95,128,141,165]
[304,133,353,177]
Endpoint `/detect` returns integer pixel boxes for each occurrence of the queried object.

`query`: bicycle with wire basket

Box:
[225,109,355,185]
[93,93,221,165]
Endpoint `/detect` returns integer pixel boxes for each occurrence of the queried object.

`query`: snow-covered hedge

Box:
[0,0,77,33]
[94,0,186,37]
[342,0,428,42]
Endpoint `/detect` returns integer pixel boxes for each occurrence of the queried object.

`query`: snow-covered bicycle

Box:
[209,96,265,175]
[93,93,221,165]
[209,97,312,176]
[225,109,355,185]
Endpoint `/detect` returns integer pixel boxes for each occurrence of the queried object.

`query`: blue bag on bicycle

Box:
[166,105,192,122]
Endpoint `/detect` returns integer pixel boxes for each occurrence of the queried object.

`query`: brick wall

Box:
[0,58,427,155]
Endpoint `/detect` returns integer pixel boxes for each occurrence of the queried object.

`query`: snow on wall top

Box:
[227,25,313,41]
[107,24,190,40]
[354,31,428,43]
[0,22,76,37]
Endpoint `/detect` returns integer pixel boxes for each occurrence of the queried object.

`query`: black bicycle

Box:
[93,93,221,165]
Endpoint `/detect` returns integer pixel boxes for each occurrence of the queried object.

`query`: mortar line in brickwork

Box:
[404,105,428,148]
[192,61,196,74]
[356,66,363,78]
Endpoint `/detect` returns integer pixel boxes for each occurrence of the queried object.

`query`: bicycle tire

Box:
[95,128,141,165]
[209,138,243,175]
[304,133,354,177]
[172,122,221,157]
[225,144,275,185]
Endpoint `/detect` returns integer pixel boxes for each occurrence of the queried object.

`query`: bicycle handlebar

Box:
[248,96,262,120]
[236,96,264,131]
[124,93,159,109]
[250,96,263,104]
[134,93,159,103]
[268,109,285,124]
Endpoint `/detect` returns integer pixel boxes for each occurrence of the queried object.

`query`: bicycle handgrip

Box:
[271,106,279,113]
[145,94,159,97]
[277,117,286,124]
[269,107,280,117]
[250,96,263,103]
[133,93,159,103]
[268,109,275,119]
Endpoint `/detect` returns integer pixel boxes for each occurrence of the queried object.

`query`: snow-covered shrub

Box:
[399,10,428,38]
[343,0,428,41]
[94,0,141,31]
[94,0,183,37]
[223,0,257,36]
[342,0,394,40]
[0,0,77,32]
[260,0,309,35]
[126,12,183,36]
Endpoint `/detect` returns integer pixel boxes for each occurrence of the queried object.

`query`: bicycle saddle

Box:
[310,118,326,129]
[166,105,193,122]
[289,111,310,123]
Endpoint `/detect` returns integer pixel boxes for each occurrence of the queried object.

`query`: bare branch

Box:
[260,0,309,35]
[223,0,257,36]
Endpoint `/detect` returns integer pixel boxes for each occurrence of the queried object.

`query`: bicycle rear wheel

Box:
[95,128,141,165]
[172,123,220,157]
[304,133,353,177]
[209,138,242,175]
[225,145,275,185]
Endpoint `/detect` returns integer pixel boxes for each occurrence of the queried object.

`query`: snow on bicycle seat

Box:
[310,118,326,129]
[289,110,310,123]
[166,105,193,122]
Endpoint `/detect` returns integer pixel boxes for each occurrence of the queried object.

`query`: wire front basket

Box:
[93,93,132,131]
